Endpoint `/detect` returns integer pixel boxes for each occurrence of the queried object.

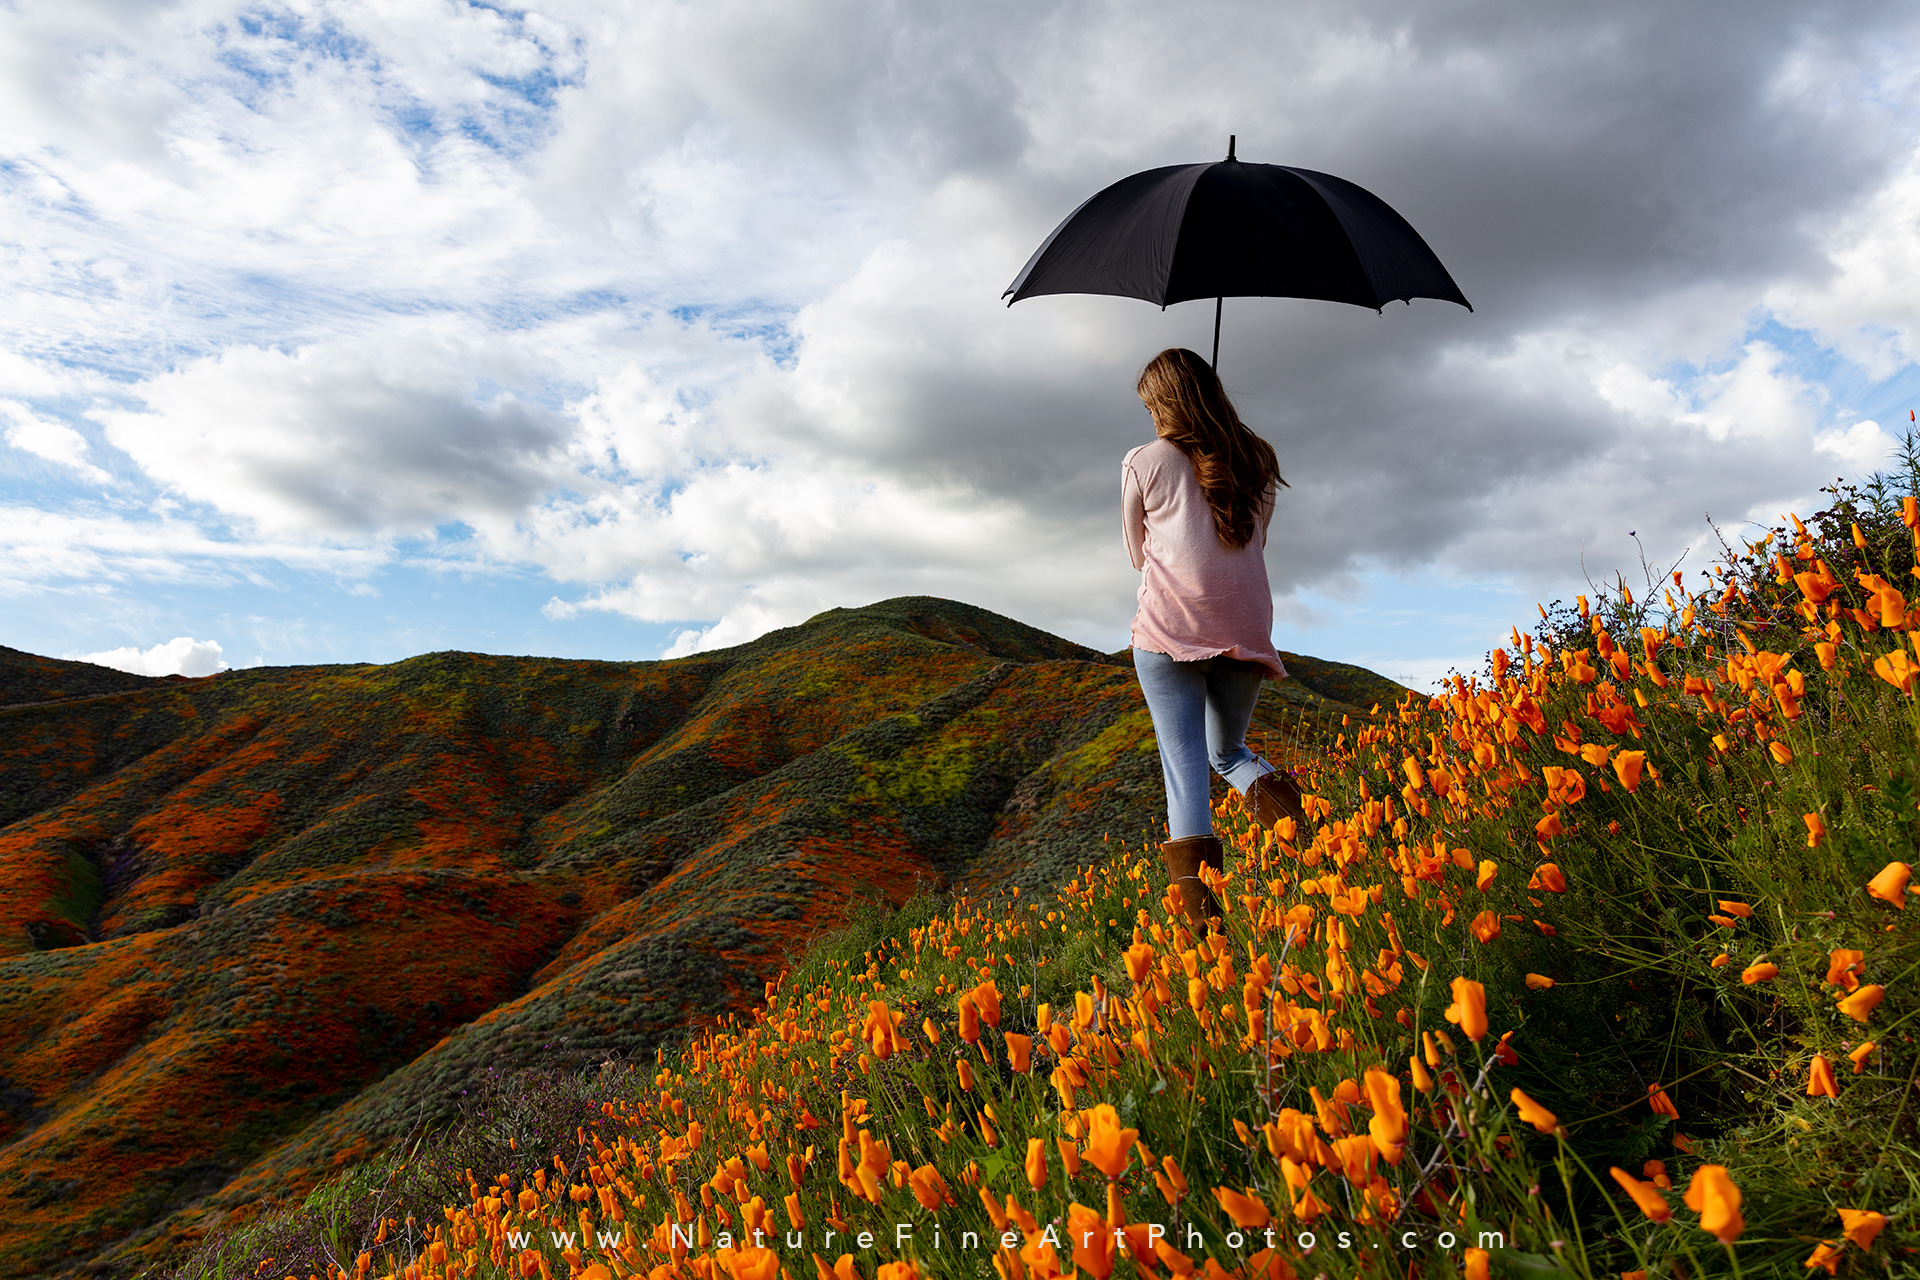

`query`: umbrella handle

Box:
[1214,130,1233,369]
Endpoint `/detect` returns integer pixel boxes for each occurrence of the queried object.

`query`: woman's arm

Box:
[1122,453,1148,571]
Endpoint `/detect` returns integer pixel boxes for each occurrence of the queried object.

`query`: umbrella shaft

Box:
[1211,296,1222,372]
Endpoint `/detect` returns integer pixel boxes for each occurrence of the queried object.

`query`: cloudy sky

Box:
[2,0,1917,686]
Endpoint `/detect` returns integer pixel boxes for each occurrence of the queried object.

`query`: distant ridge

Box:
[0,597,1406,1278]
[0,643,174,707]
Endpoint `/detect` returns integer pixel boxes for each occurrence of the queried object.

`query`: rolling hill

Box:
[0,598,1404,1278]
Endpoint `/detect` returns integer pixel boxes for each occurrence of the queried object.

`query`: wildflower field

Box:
[0,596,1400,1276]
[166,468,1920,1280]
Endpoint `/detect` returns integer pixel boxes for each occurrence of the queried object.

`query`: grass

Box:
[155,473,1920,1280]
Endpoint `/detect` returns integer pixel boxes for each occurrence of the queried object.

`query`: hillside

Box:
[164,483,1920,1280]
[0,598,1403,1279]
[0,643,170,711]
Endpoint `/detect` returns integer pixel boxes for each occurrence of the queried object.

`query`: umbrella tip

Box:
[1227,134,1236,161]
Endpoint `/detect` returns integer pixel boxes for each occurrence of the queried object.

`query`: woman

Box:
[1123,347,1303,925]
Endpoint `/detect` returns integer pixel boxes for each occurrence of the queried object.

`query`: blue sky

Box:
[2,0,1917,688]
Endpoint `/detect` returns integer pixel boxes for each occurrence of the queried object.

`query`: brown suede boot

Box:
[1246,768,1306,831]
[1162,834,1223,926]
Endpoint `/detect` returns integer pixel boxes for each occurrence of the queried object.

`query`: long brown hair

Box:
[1136,348,1286,549]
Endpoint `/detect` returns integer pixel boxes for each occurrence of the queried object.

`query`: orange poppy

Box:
[958,994,981,1045]
[1609,1167,1672,1223]
[1874,649,1918,692]
[1067,1202,1115,1280]
[1081,1104,1138,1179]
[1867,862,1911,909]
[1364,1068,1406,1163]
[1510,1087,1559,1134]
[1612,750,1647,792]
[1807,1055,1837,1099]
[1839,1209,1887,1251]
[908,1165,951,1212]
[973,980,1002,1027]
[1444,976,1489,1041]
[1024,1139,1046,1191]
[1837,984,1885,1022]
[1682,1165,1743,1244]
[1212,1186,1272,1230]
[1805,813,1827,848]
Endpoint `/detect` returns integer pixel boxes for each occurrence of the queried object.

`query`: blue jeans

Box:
[1132,648,1274,840]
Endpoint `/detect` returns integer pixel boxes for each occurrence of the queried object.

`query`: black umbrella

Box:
[1003,137,1470,369]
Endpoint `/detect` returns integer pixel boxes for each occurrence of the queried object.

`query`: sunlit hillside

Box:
[156,474,1920,1280]
[0,599,1397,1280]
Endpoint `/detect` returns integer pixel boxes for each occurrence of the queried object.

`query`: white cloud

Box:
[1765,89,1920,378]
[1,399,110,483]
[94,334,570,535]
[0,349,101,399]
[1815,419,1898,474]
[1415,336,1852,584]
[0,0,1917,670]
[72,635,228,677]
[0,504,391,593]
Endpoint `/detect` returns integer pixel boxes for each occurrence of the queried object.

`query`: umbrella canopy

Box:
[1004,140,1469,365]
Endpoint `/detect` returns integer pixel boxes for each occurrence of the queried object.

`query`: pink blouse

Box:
[1122,438,1287,679]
